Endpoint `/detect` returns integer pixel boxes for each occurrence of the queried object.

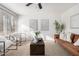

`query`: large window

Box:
[0,6,17,35]
[0,14,3,32]
[30,19,38,31]
[40,19,49,31]
[3,15,13,33]
[29,19,49,31]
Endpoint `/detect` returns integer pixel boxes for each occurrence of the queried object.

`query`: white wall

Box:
[17,4,79,40]
[18,11,61,38]
[61,4,79,34]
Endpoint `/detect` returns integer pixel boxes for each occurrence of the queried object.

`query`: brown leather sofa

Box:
[55,33,79,56]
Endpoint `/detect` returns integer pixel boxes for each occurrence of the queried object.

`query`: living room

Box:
[0,1,79,57]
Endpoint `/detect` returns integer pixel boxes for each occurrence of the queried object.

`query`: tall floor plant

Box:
[54,20,65,39]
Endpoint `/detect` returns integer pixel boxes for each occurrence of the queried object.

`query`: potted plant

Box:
[54,20,65,39]
[35,31,40,37]
[34,31,41,42]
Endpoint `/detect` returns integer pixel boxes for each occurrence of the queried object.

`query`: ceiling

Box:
[1,3,78,16]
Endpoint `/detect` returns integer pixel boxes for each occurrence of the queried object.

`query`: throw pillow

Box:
[74,39,79,46]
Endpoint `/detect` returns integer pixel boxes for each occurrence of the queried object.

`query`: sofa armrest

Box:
[56,39,79,56]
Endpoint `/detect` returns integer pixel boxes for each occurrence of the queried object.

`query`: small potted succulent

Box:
[35,31,40,37]
[35,31,42,41]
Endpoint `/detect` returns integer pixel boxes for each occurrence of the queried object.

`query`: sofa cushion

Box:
[74,39,79,46]
[73,35,79,43]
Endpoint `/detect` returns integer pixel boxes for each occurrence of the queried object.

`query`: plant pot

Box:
[54,34,60,39]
